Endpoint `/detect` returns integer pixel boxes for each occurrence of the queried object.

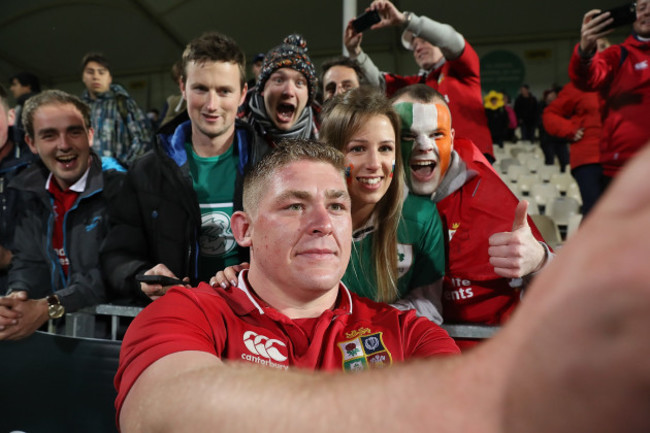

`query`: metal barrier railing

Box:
[441,324,500,339]
[52,304,144,340]
[51,304,501,341]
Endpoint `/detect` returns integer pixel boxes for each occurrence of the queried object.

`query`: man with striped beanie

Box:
[245,34,320,145]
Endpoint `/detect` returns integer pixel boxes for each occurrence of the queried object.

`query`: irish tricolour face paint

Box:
[394,101,453,196]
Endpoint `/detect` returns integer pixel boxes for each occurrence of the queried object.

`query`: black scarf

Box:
[248,92,316,142]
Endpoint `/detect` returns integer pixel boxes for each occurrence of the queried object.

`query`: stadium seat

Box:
[566,181,583,205]
[499,157,520,175]
[566,213,583,239]
[523,196,541,215]
[525,156,544,174]
[530,214,562,249]
[550,172,577,195]
[517,173,541,196]
[538,165,561,182]
[531,183,559,212]
[547,196,581,226]
[506,164,529,183]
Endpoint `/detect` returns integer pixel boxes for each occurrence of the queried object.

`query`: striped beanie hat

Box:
[257,34,317,103]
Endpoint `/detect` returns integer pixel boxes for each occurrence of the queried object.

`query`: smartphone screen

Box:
[352,10,381,33]
[597,2,637,30]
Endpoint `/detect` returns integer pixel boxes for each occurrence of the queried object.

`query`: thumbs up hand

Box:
[488,200,547,278]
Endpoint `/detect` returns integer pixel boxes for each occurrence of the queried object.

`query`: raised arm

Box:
[344,19,385,88]
[569,10,621,92]
[122,143,650,433]
[120,344,496,433]
[579,9,614,55]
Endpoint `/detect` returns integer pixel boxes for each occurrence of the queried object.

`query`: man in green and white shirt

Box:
[101,32,270,303]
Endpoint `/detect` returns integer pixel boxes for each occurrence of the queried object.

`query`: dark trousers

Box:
[571,163,603,217]
[520,122,536,142]
[541,140,569,172]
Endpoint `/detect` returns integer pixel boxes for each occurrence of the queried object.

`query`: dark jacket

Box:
[6,154,123,311]
[100,113,270,303]
[484,107,509,145]
[0,137,36,293]
[514,94,538,126]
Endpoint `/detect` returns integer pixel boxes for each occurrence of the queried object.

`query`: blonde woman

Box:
[320,86,445,322]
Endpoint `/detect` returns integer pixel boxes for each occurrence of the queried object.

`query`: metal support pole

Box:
[342,0,357,55]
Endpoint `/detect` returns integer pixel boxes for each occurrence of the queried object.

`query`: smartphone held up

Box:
[596,2,637,31]
[352,10,381,33]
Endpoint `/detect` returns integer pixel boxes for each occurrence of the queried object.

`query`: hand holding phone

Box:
[136,273,185,286]
[352,10,381,33]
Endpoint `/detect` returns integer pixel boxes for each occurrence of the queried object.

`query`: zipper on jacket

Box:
[0,177,5,236]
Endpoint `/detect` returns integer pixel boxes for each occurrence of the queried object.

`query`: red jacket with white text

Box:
[436,138,546,327]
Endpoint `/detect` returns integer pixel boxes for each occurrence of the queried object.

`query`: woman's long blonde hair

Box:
[319,86,405,302]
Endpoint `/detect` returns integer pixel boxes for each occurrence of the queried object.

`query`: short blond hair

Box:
[243,139,345,215]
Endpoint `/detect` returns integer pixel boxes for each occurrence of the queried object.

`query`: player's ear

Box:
[239,82,248,106]
[450,128,455,151]
[180,79,187,101]
[25,134,38,154]
[7,107,15,127]
[231,211,253,247]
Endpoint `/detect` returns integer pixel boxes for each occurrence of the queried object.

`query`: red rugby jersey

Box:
[115,271,459,414]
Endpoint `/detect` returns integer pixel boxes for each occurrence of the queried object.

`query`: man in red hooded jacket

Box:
[569,2,650,186]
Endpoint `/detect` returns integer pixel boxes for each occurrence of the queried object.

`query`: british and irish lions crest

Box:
[338,328,393,372]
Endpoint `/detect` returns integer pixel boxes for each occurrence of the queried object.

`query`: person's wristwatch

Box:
[47,294,65,319]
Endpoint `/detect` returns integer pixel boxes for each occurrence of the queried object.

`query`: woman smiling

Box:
[320,86,445,322]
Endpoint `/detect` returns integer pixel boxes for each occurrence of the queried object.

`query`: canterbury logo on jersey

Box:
[241,330,289,370]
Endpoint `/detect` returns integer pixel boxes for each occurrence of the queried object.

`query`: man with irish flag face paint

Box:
[393,99,454,197]
[392,84,552,349]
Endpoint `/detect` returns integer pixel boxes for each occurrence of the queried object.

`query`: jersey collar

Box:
[233,270,353,318]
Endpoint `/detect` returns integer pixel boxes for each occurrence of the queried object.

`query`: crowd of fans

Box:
[0,0,649,430]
